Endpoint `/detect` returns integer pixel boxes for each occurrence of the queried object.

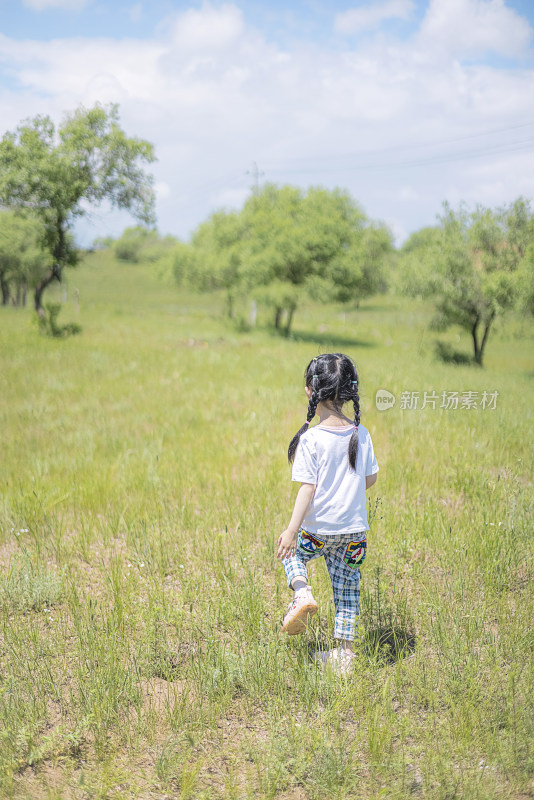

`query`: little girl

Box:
[277,353,379,674]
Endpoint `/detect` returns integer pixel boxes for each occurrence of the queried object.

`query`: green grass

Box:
[0,251,533,798]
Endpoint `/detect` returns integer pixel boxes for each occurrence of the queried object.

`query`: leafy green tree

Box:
[190,210,246,318]
[342,222,393,305]
[518,243,534,317]
[395,226,444,298]
[172,241,201,288]
[0,104,155,314]
[183,184,392,334]
[497,198,534,318]
[112,225,179,263]
[398,199,533,365]
[114,226,155,262]
[0,210,48,306]
[436,201,533,365]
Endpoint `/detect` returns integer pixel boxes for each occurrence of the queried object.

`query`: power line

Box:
[262,120,534,170]
[265,134,534,176]
[178,119,534,206]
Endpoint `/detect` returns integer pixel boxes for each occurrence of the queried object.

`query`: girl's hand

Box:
[277,529,298,560]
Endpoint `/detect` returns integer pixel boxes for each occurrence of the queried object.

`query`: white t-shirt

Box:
[292,423,379,535]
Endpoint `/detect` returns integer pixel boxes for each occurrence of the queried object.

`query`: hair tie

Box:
[304,420,310,426]
[352,381,358,384]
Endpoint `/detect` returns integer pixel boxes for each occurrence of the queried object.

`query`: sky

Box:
[1,0,533,245]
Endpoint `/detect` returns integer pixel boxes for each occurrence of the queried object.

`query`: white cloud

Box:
[419,0,533,58]
[23,0,88,10]
[334,0,415,34]
[0,34,165,101]
[169,3,245,53]
[0,1,533,245]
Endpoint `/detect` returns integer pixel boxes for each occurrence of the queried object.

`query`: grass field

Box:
[0,252,533,799]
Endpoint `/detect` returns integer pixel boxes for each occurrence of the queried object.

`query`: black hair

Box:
[288,352,361,470]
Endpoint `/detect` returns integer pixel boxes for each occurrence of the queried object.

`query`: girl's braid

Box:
[348,377,360,470]
[288,365,320,463]
[307,391,319,423]
[352,384,361,427]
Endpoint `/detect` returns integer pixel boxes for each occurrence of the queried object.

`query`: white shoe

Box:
[315,647,356,676]
[281,588,318,635]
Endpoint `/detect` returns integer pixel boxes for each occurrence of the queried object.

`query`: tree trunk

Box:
[471,316,481,365]
[478,313,495,367]
[285,306,295,337]
[226,291,235,319]
[1,275,10,306]
[35,263,62,317]
[22,285,27,307]
[35,217,67,316]
[274,306,283,329]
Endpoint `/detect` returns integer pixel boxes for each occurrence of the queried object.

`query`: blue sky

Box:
[1,1,428,42]
[1,0,534,244]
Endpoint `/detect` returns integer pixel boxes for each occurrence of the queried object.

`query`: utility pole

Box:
[246,161,264,196]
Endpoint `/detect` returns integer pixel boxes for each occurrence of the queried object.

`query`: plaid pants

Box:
[283,529,367,641]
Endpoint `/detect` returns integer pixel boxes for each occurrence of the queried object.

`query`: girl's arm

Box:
[276,482,316,559]
[366,473,378,489]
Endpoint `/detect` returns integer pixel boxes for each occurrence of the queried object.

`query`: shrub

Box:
[38,303,81,338]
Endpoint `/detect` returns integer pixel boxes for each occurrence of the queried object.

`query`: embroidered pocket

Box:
[298,530,325,554]
[343,539,367,569]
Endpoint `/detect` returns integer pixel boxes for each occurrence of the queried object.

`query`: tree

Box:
[518,243,534,317]
[190,210,246,317]
[113,226,173,263]
[346,223,393,304]
[0,210,48,306]
[0,104,155,315]
[395,226,444,298]
[398,199,533,366]
[183,184,392,334]
[436,201,533,365]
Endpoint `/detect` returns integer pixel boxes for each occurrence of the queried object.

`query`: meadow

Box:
[0,251,533,799]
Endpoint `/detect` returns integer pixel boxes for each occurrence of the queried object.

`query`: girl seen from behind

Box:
[277,352,379,674]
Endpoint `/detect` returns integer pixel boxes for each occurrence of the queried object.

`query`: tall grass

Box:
[0,252,532,798]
